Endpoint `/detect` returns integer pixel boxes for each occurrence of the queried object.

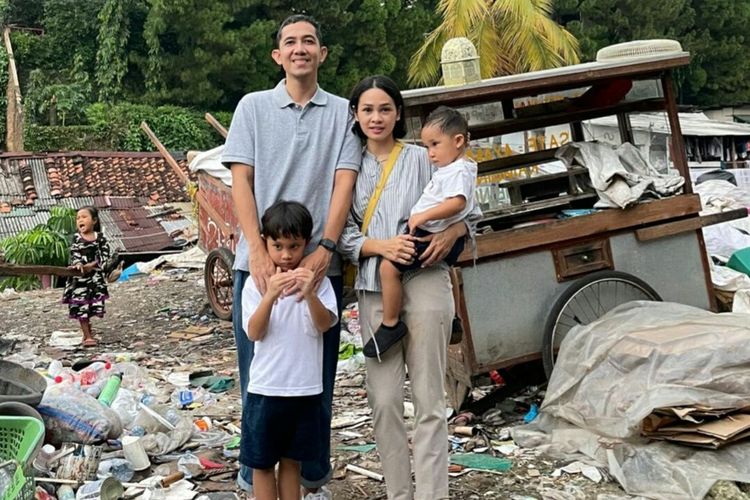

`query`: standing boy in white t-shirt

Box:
[241,200,338,500]
[364,106,478,358]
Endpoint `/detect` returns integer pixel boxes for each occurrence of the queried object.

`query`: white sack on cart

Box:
[513,301,750,500]
[556,142,684,209]
[694,180,750,261]
[189,145,231,187]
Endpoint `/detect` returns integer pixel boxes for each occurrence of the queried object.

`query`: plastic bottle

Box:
[54,368,81,388]
[98,373,122,406]
[84,378,107,398]
[57,485,75,500]
[79,361,112,385]
[0,461,16,495]
[48,359,64,378]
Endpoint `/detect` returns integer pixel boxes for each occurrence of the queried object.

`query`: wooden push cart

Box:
[142,120,239,321]
[399,47,748,408]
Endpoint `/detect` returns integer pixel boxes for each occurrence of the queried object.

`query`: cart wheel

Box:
[542,270,661,379]
[205,248,235,321]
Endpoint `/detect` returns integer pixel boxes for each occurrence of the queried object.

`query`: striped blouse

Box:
[339,142,480,292]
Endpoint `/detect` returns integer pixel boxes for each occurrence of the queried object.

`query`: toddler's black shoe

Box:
[364,320,408,358]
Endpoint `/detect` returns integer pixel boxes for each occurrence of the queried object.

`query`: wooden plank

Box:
[477,148,560,176]
[140,121,232,239]
[635,208,749,242]
[479,191,598,222]
[0,264,83,277]
[205,113,228,138]
[468,98,665,140]
[402,54,690,108]
[459,194,702,263]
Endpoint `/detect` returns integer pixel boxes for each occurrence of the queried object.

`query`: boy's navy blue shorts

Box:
[392,228,465,273]
[239,392,323,470]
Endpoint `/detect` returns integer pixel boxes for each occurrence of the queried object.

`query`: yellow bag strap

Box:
[361,141,403,235]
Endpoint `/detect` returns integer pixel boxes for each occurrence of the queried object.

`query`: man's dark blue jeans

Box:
[233,269,343,489]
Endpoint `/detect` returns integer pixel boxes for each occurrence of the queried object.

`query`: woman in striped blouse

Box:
[339,75,473,500]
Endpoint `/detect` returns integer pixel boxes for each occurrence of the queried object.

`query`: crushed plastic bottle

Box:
[79,361,112,386]
[97,458,134,482]
[0,461,17,495]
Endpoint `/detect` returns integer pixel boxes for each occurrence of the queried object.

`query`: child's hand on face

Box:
[291,267,316,299]
[266,267,296,300]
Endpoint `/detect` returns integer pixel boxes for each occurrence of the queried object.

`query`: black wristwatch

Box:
[318,238,337,252]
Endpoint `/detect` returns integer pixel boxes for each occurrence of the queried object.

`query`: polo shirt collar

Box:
[273,79,328,108]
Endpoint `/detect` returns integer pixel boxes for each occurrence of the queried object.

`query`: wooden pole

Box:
[661,73,692,194]
[204,113,228,138]
[139,121,232,238]
[4,27,24,151]
[0,264,84,277]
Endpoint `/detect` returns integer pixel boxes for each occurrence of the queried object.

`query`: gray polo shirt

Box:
[222,80,362,275]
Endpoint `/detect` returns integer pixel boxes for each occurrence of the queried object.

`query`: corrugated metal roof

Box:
[110,208,176,253]
[58,197,96,209]
[0,160,23,200]
[160,218,194,235]
[30,158,50,199]
[98,210,126,252]
[0,211,50,240]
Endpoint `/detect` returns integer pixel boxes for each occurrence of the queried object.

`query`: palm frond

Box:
[471,16,504,78]
[409,0,581,86]
[438,0,491,37]
[408,27,449,87]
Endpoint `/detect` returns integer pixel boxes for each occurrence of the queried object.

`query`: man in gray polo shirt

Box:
[222,14,361,499]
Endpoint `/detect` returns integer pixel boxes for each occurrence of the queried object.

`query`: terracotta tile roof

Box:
[0,151,192,207]
[0,152,197,254]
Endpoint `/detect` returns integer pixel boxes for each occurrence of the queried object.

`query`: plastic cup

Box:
[121,435,151,471]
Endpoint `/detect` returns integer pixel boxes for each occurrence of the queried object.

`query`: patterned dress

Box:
[62,233,111,320]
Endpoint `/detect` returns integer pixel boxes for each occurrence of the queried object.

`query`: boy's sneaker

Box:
[302,486,333,499]
[450,316,464,345]
[363,321,408,358]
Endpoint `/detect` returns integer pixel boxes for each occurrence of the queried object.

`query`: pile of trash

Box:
[696,179,750,313]
[1,349,239,500]
[515,301,750,500]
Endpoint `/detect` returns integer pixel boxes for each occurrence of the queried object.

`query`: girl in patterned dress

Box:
[62,206,111,347]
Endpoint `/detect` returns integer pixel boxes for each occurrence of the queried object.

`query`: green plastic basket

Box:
[0,416,45,500]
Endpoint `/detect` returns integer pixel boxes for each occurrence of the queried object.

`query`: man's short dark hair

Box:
[276,14,323,47]
[261,200,313,241]
[424,106,469,139]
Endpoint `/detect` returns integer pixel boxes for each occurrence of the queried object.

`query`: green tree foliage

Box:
[0,207,76,291]
[556,0,750,107]
[96,0,131,102]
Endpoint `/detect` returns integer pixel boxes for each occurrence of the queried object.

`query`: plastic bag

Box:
[37,385,122,445]
[110,388,140,428]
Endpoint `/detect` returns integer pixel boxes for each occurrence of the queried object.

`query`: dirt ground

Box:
[0,269,743,499]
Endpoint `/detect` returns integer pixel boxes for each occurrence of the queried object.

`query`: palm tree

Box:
[408,0,580,87]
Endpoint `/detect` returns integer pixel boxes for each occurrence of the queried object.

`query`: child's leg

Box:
[449,267,464,343]
[252,467,277,500]
[364,260,409,358]
[379,259,403,327]
[80,318,95,345]
[277,458,301,500]
[450,268,462,320]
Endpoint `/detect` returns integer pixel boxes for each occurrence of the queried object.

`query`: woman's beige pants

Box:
[358,267,453,500]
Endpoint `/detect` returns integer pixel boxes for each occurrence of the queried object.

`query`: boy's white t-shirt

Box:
[241,276,338,397]
[410,157,478,233]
